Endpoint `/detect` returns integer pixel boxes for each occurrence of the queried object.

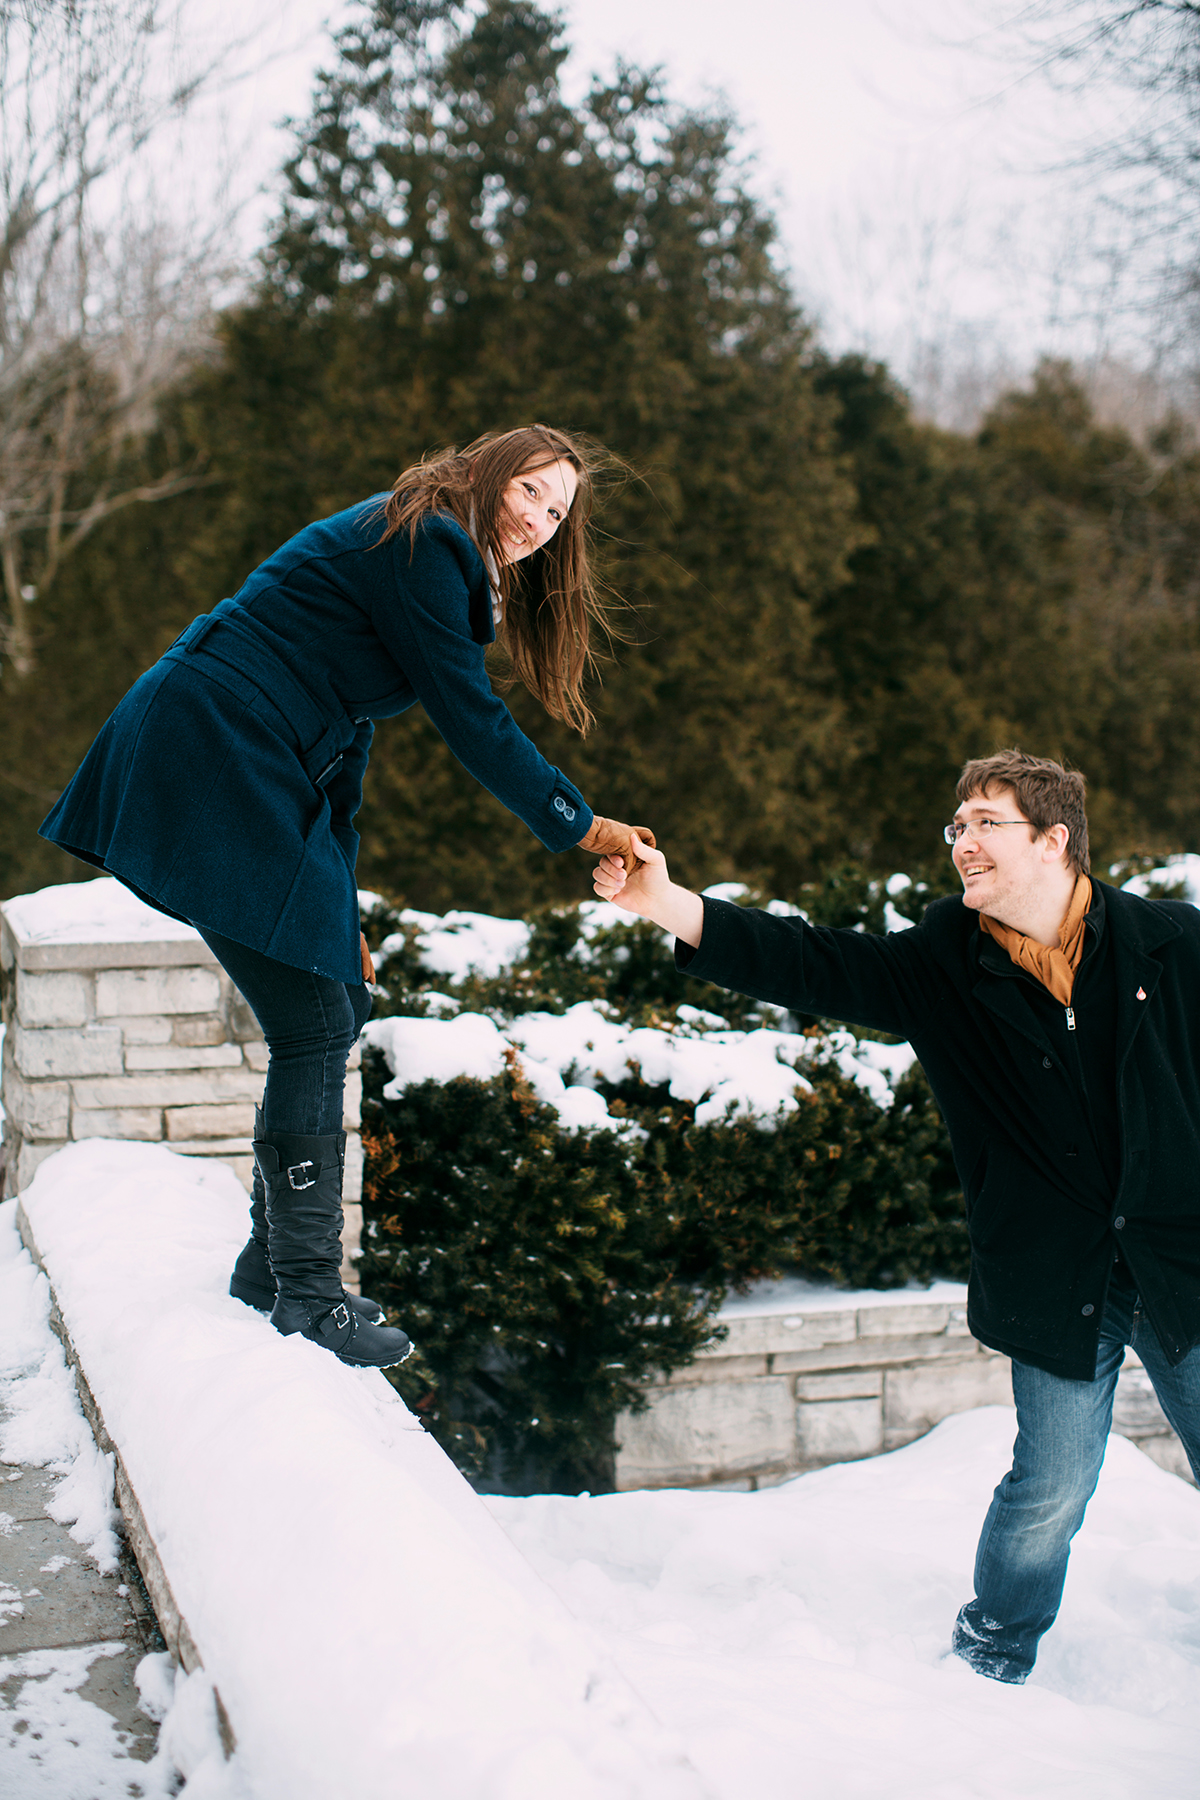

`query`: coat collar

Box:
[965,876,1180,1053]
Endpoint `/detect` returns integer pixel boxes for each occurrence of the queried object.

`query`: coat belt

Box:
[165,608,349,786]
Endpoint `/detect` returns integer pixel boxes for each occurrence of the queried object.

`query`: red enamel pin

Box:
[1136,987,1147,1000]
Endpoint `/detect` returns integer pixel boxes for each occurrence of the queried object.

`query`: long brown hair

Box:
[379,425,611,734]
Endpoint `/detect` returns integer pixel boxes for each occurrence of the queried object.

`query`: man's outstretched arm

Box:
[593,830,939,1043]
[591,832,704,946]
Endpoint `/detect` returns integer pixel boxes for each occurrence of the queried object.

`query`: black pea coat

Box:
[39,505,592,984]
[678,883,1200,1379]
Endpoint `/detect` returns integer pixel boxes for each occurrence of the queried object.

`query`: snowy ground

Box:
[492,1419,1200,1799]
[3,1153,1200,1798]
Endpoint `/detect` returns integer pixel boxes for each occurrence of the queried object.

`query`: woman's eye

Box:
[548,509,561,522]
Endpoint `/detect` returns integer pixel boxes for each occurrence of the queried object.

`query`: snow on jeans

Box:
[196,925,372,1137]
[954,1268,1200,1682]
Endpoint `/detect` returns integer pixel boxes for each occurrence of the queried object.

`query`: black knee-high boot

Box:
[255,1129,411,1368]
[230,1108,384,1324]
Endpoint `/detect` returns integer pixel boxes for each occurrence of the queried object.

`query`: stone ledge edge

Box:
[14,1198,236,1759]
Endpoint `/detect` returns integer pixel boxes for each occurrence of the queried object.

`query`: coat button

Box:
[553,795,566,813]
[1042,1056,1053,1069]
[1081,1303,1095,1316]
[1114,1216,1125,1230]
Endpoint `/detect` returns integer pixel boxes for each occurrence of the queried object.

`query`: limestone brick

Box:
[4,1077,70,1139]
[71,1069,264,1110]
[71,1107,163,1141]
[226,994,260,1041]
[614,1377,796,1489]
[340,1204,363,1288]
[106,1015,174,1045]
[343,1070,362,1130]
[882,1354,1012,1440]
[703,1307,857,1360]
[1112,1364,1172,1436]
[124,1044,245,1072]
[171,1015,229,1048]
[665,1354,771,1387]
[243,1041,269,1072]
[13,1025,124,1080]
[796,1396,883,1463]
[343,1130,363,1206]
[773,1332,976,1375]
[856,1303,950,1339]
[95,966,221,1018]
[15,1141,62,1191]
[16,970,91,1029]
[165,1103,257,1141]
[794,1369,883,1402]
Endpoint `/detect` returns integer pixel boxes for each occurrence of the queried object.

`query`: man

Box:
[592,750,1200,1684]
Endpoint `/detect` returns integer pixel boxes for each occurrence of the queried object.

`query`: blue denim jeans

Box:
[196,927,372,1137]
[953,1270,1200,1683]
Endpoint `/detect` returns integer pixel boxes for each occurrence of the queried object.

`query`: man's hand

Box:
[576,815,657,883]
[592,831,705,948]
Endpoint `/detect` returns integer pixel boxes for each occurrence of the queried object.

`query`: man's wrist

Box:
[652,884,704,949]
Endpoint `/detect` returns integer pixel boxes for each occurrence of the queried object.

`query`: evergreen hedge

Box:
[357,870,968,1494]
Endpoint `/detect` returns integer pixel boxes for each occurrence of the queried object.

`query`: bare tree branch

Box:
[0,1,240,678]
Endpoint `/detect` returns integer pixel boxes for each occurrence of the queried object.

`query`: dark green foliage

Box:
[360,1052,725,1494]
[6,3,1200,911]
[359,1046,968,1494]
[358,889,968,1494]
[363,896,770,1027]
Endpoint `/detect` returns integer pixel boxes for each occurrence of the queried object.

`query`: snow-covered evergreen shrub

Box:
[357,885,968,1494]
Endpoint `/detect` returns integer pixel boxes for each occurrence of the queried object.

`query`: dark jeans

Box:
[953,1269,1200,1682]
[197,927,372,1137]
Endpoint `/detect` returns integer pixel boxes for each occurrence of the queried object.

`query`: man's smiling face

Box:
[951,786,1046,922]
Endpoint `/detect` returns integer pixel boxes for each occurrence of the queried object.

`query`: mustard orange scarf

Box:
[979,873,1093,1005]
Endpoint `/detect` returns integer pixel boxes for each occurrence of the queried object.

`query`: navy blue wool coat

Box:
[679,883,1200,1381]
[40,504,593,983]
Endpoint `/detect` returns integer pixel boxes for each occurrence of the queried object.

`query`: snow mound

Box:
[2,876,200,946]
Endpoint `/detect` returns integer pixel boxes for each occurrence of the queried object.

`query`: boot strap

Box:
[287,1160,318,1190]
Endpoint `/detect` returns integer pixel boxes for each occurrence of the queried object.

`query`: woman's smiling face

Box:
[497,457,578,563]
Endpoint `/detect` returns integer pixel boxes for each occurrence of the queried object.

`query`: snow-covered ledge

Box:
[15,1142,705,1798]
[0,879,362,1284]
[615,1275,1193,1490]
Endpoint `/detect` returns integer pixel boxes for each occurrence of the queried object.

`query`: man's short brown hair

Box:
[956,750,1090,876]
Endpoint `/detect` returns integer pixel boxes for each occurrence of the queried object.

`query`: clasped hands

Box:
[577,814,656,903]
[582,816,705,948]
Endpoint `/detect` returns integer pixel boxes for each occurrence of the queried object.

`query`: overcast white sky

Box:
[158,0,1160,424]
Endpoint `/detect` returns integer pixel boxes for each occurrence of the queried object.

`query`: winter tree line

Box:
[3,0,1200,913]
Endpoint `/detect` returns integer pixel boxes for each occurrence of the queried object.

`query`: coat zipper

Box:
[1066,1006,1076,1031]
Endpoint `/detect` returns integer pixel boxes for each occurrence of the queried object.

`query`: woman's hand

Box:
[360,932,376,985]
[576,814,656,882]
[592,831,705,948]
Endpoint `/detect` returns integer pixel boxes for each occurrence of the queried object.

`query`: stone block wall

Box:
[1,883,362,1282]
[614,1288,1193,1491]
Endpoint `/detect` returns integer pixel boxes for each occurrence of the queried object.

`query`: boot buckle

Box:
[287,1160,317,1190]
[332,1302,350,1331]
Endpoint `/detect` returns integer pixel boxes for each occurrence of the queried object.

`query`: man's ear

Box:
[1042,823,1071,863]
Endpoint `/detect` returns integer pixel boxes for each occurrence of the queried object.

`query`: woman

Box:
[40,425,652,1369]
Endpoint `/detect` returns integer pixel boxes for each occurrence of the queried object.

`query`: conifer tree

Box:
[186,0,860,911]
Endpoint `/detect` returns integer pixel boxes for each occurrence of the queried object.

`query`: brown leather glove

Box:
[576,815,657,882]
[360,931,376,985]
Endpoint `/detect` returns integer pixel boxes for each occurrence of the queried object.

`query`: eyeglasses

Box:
[944,819,1032,846]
